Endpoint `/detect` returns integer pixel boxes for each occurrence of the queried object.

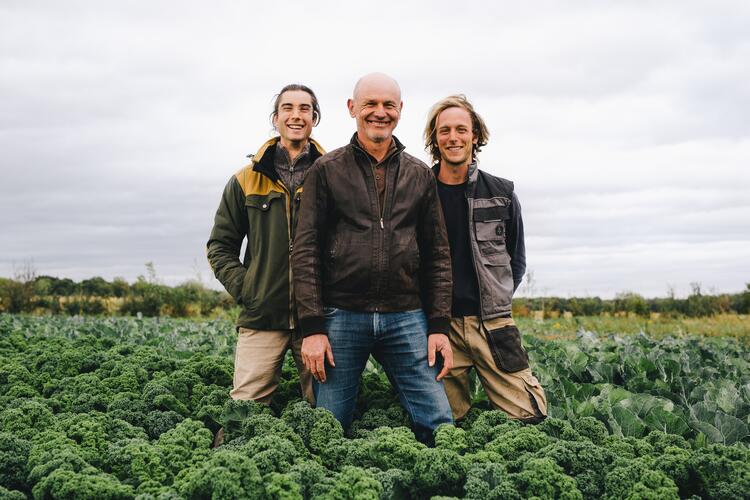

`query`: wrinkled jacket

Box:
[207,137,325,330]
[434,162,526,319]
[293,134,452,337]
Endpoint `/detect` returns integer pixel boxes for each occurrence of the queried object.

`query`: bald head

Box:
[352,72,401,102]
[348,73,403,150]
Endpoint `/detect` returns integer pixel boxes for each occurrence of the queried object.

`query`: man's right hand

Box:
[301,334,335,383]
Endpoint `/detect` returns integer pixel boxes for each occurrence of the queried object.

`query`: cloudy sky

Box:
[2,0,748,298]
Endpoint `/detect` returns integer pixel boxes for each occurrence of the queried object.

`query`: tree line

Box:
[0,272,233,317]
[513,284,750,318]
[1,273,748,318]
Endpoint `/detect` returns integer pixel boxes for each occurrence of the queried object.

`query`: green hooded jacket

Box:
[207,137,325,330]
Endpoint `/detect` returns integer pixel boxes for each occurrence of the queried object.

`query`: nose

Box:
[373,103,387,117]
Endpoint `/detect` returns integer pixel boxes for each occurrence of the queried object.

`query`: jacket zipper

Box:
[282,181,295,330]
[361,149,389,310]
[371,162,386,230]
[353,142,401,312]
[283,147,308,330]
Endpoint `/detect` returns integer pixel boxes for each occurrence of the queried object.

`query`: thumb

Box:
[428,338,435,367]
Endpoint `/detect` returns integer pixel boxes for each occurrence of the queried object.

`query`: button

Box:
[262,204,268,209]
[496,226,503,235]
[375,175,380,180]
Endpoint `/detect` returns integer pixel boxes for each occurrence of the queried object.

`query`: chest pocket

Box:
[474,203,510,265]
[245,191,284,212]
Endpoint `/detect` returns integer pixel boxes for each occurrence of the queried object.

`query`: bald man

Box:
[292,73,454,444]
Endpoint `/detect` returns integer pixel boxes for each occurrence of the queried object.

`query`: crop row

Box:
[0,314,748,499]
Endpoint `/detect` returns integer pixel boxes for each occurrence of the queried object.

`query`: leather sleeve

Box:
[417,172,453,334]
[292,159,329,337]
[206,176,248,303]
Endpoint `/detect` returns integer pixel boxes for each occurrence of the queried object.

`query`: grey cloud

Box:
[2,0,749,298]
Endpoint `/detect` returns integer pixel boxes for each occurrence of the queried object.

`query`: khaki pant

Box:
[231,327,314,405]
[443,316,548,421]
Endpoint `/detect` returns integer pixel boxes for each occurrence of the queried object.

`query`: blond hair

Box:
[423,95,489,163]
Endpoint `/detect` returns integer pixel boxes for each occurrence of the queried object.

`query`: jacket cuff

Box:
[299,316,328,338]
[427,317,450,335]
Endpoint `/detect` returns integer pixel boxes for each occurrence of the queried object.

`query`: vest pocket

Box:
[486,325,530,372]
[475,219,505,244]
[475,222,510,267]
[474,208,508,265]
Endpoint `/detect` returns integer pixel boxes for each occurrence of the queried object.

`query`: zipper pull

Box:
[380,218,384,229]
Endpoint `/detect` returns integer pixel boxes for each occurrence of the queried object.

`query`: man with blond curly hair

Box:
[424,94,547,423]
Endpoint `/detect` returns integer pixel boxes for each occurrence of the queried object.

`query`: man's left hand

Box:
[428,333,453,381]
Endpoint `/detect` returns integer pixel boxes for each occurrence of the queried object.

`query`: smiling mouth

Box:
[367,120,390,127]
[287,124,304,130]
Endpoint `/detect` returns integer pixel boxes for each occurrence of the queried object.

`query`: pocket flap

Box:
[475,220,505,242]
[245,192,283,211]
[474,205,510,222]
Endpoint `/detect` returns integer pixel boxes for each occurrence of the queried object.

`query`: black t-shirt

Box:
[437,180,481,317]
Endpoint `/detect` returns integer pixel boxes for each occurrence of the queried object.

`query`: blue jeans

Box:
[313,307,453,444]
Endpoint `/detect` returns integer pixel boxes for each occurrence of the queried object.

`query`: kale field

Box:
[1,314,749,499]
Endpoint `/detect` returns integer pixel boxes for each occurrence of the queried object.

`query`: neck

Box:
[279,138,308,162]
[357,132,391,162]
[437,160,470,185]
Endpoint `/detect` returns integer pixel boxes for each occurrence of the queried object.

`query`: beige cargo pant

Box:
[443,316,547,422]
[231,327,314,405]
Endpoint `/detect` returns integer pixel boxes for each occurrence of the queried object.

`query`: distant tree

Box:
[80,277,114,297]
[733,283,750,314]
[112,277,130,298]
[48,277,77,296]
[1,261,37,313]
[614,292,649,316]
[33,275,54,296]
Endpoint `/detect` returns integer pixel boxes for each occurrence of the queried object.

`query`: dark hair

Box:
[270,84,321,126]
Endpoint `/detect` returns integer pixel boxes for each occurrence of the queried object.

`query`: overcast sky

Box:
[2,0,748,298]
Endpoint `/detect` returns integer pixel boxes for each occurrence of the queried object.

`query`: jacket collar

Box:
[431,161,478,185]
[349,132,405,163]
[250,136,325,182]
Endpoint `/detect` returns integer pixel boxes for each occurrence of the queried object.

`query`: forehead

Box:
[278,90,313,106]
[354,80,401,103]
[437,106,472,127]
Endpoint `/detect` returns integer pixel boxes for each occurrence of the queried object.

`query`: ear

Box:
[272,113,279,131]
[398,101,403,113]
[472,135,478,145]
[347,99,355,117]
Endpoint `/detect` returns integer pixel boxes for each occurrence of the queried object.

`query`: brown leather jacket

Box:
[292,134,452,337]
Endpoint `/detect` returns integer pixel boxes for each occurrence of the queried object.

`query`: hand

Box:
[428,333,453,381]
[302,334,335,383]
